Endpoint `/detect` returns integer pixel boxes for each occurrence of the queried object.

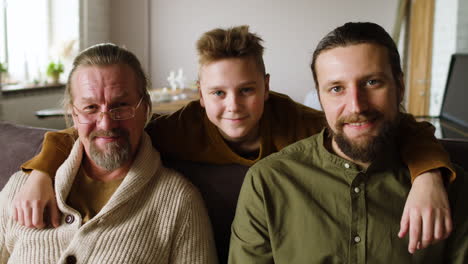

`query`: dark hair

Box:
[310,22,403,90]
[64,43,151,126]
[196,25,266,75]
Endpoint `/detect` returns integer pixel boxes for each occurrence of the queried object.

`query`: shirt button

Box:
[354,235,361,243]
[354,187,361,193]
[65,215,75,224]
[66,255,77,264]
[344,163,350,169]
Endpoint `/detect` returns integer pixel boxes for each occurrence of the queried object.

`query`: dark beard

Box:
[89,128,131,171]
[330,111,398,164]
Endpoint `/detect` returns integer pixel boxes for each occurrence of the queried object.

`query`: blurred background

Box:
[0,0,466,134]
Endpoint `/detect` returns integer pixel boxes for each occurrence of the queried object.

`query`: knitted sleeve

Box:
[21,128,77,178]
[170,188,218,264]
[0,186,10,262]
[398,113,456,183]
[0,171,29,262]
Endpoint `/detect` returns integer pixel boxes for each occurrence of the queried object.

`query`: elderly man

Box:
[0,44,217,263]
[229,22,468,263]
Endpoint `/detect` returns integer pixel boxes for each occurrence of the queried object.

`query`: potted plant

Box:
[47,61,64,84]
[0,62,7,87]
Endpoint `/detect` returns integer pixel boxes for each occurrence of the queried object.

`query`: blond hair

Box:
[196,25,266,75]
[63,43,151,126]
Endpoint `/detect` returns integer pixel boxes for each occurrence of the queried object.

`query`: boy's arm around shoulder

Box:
[21,127,77,178]
[398,113,456,182]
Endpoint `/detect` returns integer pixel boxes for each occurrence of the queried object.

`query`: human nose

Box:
[96,111,118,130]
[226,94,242,112]
[348,85,368,114]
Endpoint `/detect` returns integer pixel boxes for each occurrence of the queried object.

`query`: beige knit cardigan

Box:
[0,133,218,264]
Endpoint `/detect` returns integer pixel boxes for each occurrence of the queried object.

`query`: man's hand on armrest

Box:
[398,169,452,254]
[12,170,61,229]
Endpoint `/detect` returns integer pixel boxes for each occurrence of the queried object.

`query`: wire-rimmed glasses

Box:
[72,97,144,124]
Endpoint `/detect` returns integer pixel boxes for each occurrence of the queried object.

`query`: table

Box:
[150,88,199,114]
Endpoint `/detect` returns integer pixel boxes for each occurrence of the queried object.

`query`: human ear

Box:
[68,105,78,129]
[397,75,405,104]
[198,82,206,108]
[264,74,270,101]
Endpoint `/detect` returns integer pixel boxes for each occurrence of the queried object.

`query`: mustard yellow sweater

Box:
[22,91,454,182]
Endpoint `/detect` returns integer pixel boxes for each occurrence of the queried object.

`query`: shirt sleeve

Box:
[228,168,273,264]
[398,113,456,183]
[21,127,77,179]
[170,187,218,264]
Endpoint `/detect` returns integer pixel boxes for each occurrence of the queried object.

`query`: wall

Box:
[429,0,458,116]
[148,0,399,103]
[109,0,150,73]
[79,0,111,49]
[456,0,468,53]
[79,0,149,72]
[429,0,468,116]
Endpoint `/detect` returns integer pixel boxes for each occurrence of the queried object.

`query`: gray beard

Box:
[89,139,130,171]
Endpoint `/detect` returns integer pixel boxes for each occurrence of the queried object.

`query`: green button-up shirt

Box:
[229,129,468,264]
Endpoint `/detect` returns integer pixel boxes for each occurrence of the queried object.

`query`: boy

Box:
[14,26,454,255]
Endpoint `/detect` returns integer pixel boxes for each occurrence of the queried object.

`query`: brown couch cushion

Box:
[0,122,52,188]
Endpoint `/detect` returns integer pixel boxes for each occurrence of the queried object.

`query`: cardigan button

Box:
[66,255,77,264]
[65,215,75,224]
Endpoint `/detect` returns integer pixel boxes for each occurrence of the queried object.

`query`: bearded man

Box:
[0,43,217,264]
[228,22,468,264]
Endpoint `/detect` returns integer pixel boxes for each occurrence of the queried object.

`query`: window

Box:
[0,0,7,66]
[0,0,79,85]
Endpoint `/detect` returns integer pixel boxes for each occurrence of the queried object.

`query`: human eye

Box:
[212,90,225,97]
[366,79,381,87]
[329,86,343,94]
[240,87,254,94]
[114,102,130,108]
[82,105,99,114]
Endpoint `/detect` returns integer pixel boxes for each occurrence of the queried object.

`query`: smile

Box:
[343,118,379,132]
[347,121,370,127]
[224,117,248,121]
[94,136,120,142]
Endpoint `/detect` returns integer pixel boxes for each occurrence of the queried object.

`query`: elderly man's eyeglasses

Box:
[72,97,144,124]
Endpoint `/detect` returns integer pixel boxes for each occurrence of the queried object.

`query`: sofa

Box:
[1,121,468,263]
